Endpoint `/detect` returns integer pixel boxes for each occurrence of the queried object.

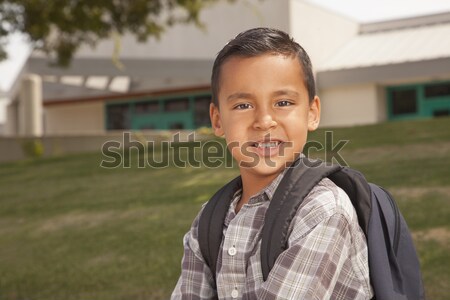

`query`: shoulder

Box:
[306,177,357,220]
[288,178,360,240]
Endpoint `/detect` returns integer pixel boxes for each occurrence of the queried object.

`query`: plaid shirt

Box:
[171,172,373,299]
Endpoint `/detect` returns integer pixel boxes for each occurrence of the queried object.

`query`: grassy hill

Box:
[0,117,449,299]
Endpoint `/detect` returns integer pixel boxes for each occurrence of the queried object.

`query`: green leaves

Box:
[0,0,234,67]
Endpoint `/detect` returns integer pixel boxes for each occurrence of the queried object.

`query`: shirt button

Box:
[228,246,237,256]
[231,289,239,299]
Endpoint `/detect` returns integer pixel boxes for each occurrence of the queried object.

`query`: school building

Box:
[2,0,450,136]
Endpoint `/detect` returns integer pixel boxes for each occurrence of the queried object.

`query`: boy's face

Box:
[210,54,320,177]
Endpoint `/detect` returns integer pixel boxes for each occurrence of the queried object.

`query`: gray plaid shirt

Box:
[172,173,373,299]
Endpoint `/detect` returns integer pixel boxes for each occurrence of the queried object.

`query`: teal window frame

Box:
[387,80,450,121]
[104,91,211,130]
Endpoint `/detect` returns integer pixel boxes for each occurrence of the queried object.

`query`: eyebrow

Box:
[226,92,256,102]
[226,89,300,102]
[271,89,300,98]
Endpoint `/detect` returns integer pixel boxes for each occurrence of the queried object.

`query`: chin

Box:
[240,159,288,177]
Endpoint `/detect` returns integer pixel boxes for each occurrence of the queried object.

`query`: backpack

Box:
[198,157,425,300]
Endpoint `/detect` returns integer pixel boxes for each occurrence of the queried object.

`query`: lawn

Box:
[0,117,449,299]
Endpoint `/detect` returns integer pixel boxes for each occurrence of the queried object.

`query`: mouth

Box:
[252,140,283,149]
[248,139,285,158]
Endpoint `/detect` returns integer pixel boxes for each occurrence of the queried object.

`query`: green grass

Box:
[1,117,449,299]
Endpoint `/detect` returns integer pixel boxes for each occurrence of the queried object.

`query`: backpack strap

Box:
[328,167,371,234]
[260,158,342,281]
[198,176,242,277]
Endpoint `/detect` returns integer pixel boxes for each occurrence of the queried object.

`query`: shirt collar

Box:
[231,167,288,206]
[230,154,305,206]
[262,168,287,201]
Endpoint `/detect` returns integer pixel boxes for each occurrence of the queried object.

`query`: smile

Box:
[253,141,282,148]
[248,140,285,158]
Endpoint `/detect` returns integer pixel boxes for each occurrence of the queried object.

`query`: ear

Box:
[210,103,225,137]
[308,96,321,131]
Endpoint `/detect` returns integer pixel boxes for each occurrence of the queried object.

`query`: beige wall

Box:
[5,99,19,136]
[45,101,105,135]
[18,74,43,136]
[72,0,290,60]
[319,83,385,127]
[0,97,9,135]
[289,0,359,69]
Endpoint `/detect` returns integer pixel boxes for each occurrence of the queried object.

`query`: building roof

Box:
[29,57,213,102]
[307,0,450,23]
[43,84,210,106]
[29,57,213,78]
[42,81,122,102]
[318,12,450,72]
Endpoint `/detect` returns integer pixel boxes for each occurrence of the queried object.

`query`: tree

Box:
[0,0,236,66]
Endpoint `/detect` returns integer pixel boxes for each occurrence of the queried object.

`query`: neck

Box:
[237,168,281,211]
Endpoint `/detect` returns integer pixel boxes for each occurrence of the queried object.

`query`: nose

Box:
[253,108,277,131]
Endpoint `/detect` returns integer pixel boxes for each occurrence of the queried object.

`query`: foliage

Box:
[0,0,235,66]
[20,138,44,158]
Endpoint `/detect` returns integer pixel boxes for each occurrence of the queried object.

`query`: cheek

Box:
[282,110,309,132]
[222,115,249,137]
[224,129,245,146]
[283,118,309,149]
[289,134,307,151]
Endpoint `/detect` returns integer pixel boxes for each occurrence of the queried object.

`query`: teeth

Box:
[256,141,279,148]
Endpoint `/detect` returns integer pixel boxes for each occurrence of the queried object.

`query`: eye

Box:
[275,100,293,107]
[234,103,252,110]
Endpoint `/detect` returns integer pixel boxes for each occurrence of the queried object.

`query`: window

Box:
[138,123,156,130]
[107,104,130,130]
[135,101,159,114]
[194,95,211,127]
[169,122,184,129]
[433,109,449,117]
[391,89,417,116]
[425,82,450,98]
[164,98,189,112]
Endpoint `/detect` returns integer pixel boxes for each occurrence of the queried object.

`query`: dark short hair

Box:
[211,27,316,106]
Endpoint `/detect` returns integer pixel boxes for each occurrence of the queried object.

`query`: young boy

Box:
[171,28,373,299]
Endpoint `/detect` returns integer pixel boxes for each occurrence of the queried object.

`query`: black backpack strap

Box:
[260,158,341,281]
[328,167,371,234]
[198,176,242,277]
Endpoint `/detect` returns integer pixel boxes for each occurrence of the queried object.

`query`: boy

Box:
[171,28,373,299]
